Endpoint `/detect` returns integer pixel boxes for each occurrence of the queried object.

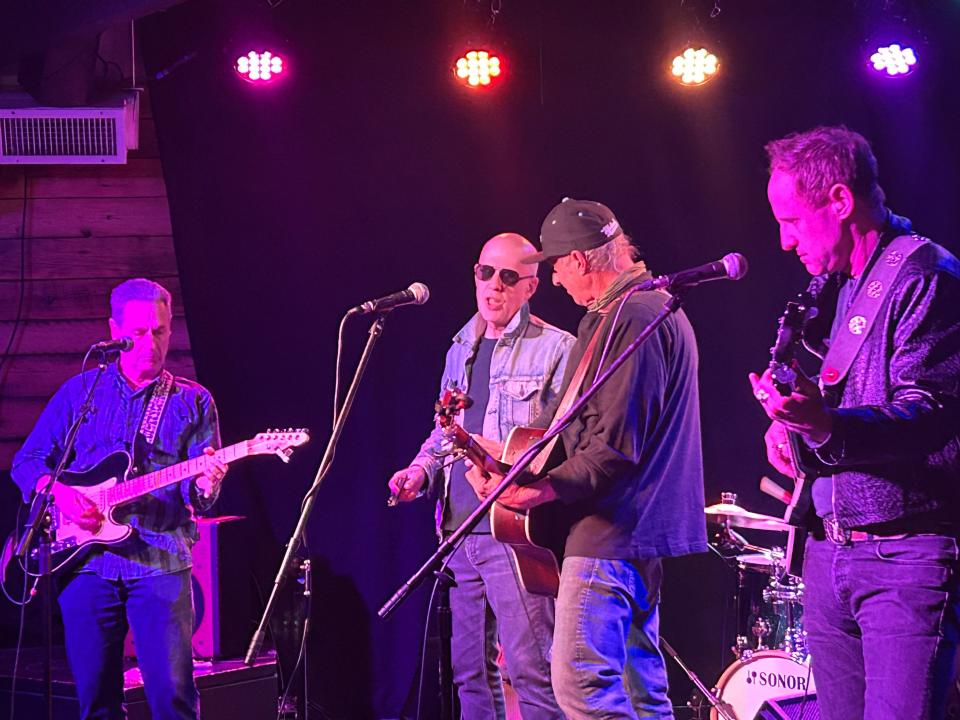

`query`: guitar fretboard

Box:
[105,442,250,506]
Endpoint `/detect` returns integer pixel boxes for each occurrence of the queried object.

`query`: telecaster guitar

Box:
[28,429,309,574]
[436,389,565,597]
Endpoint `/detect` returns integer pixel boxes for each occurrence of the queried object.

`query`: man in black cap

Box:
[468,199,707,719]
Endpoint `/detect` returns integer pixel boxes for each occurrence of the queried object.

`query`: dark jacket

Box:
[813,225,960,530]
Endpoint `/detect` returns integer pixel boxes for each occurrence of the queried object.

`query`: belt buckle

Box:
[824,517,851,546]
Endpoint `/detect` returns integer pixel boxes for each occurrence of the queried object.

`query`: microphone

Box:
[640,253,749,292]
[349,282,430,315]
[90,337,134,353]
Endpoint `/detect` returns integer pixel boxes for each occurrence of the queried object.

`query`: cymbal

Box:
[704,502,792,532]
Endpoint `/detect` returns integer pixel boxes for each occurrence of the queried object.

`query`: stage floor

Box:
[0,646,278,720]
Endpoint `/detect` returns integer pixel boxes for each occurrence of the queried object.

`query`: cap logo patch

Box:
[601,219,620,238]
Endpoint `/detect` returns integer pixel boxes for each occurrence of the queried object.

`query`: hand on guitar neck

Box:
[748,365,833,445]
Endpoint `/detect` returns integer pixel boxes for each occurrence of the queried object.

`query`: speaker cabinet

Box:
[756,693,821,720]
[125,515,250,660]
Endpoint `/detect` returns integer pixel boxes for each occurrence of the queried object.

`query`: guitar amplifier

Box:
[124,515,250,659]
[756,693,820,720]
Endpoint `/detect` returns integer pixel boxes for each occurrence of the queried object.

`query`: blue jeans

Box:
[447,534,563,719]
[58,569,199,720]
[803,534,960,720]
[551,557,671,720]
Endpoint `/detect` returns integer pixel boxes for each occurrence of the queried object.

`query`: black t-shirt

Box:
[443,337,496,533]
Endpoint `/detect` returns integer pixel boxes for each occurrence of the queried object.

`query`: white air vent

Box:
[0,92,139,165]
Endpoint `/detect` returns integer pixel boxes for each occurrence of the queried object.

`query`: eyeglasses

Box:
[474,264,535,287]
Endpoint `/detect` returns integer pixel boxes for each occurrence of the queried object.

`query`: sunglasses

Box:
[474,264,535,287]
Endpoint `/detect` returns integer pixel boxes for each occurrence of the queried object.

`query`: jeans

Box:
[447,534,563,719]
[58,569,199,720]
[803,534,960,720]
[551,556,672,720]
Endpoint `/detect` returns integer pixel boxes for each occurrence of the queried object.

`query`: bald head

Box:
[475,232,540,339]
[479,232,540,277]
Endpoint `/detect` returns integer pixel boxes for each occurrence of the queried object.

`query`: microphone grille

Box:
[408,282,430,305]
[721,253,749,281]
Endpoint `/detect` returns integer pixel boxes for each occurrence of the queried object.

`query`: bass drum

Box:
[710,650,816,720]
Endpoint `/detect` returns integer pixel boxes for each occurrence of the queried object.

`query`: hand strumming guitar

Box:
[464,434,558,511]
[46,475,105,532]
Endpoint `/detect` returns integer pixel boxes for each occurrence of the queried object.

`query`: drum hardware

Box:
[709,650,816,720]
[659,636,736,720]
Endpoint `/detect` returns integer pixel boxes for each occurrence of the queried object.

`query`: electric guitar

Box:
[767,277,827,524]
[435,389,566,597]
[21,429,310,575]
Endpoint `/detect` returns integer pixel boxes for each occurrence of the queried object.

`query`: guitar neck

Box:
[105,442,250,507]
[443,425,501,474]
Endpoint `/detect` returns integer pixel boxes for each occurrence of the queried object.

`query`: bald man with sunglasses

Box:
[389,232,574,719]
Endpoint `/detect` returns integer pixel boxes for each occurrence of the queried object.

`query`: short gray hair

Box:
[765,125,886,211]
[110,278,172,323]
[584,234,639,273]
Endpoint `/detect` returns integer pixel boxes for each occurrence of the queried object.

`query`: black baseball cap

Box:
[524,197,623,263]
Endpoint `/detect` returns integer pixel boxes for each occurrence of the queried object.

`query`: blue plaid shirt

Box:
[11,362,221,579]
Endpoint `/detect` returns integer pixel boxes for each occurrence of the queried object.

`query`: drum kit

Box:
[699,492,816,720]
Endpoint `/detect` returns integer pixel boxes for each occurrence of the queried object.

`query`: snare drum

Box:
[710,650,816,720]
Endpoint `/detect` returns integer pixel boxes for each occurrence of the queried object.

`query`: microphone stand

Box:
[14,352,110,720]
[244,311,389,701]
[379,289,686,619]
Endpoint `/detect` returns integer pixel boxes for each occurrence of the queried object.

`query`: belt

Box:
[822,517,908,546]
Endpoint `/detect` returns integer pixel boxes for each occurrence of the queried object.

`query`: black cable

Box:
[414,540,461,720]
[8,538,32,720]
[0,173,28,375]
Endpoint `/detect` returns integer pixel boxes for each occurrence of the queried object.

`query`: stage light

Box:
[870,43,917,76]
[454,49,502,88]
[670,47,719,86]
[236,50,284,83]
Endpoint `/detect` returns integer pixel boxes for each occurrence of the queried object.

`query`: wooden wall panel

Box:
[0,169,23,198]
[0,199,23,237]
[0,95,198,470]
[0,236,179,280]
[27,160,166,199]
[0,277,182,320]
[24,197,173,238]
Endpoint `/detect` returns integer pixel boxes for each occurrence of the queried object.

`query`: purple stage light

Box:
[236,51,285,83]
[870,44,917,77]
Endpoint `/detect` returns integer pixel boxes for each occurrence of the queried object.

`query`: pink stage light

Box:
[236,51,284,83]
[454,50,502,88]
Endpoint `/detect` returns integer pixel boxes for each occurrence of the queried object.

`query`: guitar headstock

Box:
[435,387,473,429]
[769,283,821,395]
[249,428,310,463]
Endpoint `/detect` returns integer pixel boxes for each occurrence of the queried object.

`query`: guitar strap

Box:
[820,233,927,389]
[529,309,611,474]
[138,369,175,445]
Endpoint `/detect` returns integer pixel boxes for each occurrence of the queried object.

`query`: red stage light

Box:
[454,50,502,88]
[236,51,284,83]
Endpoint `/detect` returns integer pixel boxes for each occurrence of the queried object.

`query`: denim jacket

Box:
[411,303,574,528]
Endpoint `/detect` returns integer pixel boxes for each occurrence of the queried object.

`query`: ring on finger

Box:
[754,388,770,403]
